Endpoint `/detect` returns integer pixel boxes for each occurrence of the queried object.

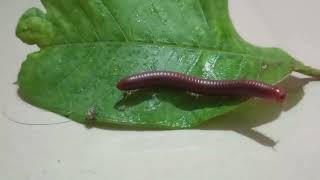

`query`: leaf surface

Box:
[17,0,303,128]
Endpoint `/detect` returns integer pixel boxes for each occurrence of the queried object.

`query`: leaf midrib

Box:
[42,40,270,61]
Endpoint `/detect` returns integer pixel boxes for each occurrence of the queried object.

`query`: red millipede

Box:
[116,71,287,103]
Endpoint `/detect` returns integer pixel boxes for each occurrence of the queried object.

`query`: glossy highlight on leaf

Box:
[16,0,318,128]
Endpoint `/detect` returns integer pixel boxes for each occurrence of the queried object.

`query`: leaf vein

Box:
[100,0,129,41]
[197,0,211,30]
[78,3,102,40]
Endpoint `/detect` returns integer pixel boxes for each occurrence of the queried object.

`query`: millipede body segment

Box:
[116,71,287,103]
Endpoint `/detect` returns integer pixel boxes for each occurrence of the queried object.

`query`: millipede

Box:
[116,71,287,103]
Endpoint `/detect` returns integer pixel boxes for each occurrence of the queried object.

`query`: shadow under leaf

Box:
[198,75,315,147]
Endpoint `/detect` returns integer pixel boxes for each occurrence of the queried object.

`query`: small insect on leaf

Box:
[85,107,97,122]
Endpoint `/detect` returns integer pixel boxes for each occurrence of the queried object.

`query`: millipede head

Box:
[274,87,287,103]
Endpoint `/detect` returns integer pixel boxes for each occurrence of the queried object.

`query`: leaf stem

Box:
[293,60,320,78]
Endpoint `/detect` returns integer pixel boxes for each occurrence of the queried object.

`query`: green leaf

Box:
[16,0,320,128]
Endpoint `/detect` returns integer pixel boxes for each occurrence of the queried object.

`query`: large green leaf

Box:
[16,0,320,128]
